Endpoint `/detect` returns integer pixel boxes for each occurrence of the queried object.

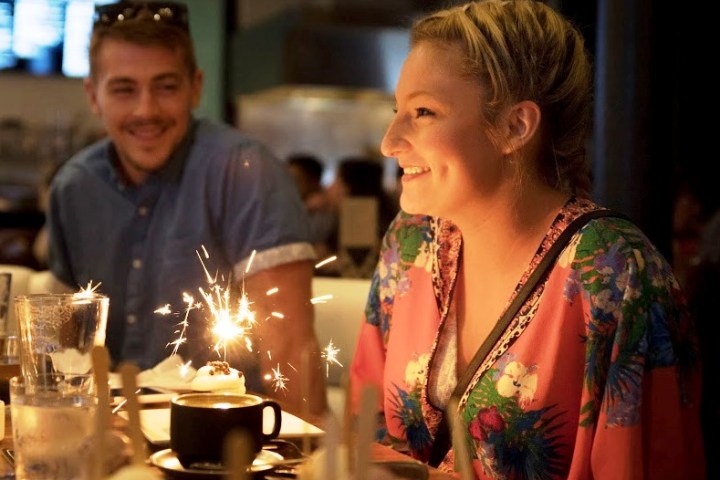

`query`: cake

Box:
[190,360,246,394]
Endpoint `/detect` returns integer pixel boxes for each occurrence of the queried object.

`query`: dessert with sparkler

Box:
[190,360,246,394]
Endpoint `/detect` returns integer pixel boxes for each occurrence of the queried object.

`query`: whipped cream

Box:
[190,361,246,394]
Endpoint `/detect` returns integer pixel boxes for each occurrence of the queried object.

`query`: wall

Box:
[0,0,226,132]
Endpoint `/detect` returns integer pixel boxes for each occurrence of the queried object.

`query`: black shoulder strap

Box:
[428,208,626,467]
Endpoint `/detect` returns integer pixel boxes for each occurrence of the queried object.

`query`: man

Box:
[47,1,326,413]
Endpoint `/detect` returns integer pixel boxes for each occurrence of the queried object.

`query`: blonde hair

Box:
[412,0,593,197]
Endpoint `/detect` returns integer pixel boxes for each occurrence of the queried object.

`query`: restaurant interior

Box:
[0,0,715,478]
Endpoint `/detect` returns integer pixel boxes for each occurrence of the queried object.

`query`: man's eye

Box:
[415,107,433,118]
[110,87,134,95]
[159,83,179,92]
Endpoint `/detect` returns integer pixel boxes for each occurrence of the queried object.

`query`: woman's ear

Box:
[500,100,541,155]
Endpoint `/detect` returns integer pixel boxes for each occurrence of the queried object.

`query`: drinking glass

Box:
[15,293,108,377]
[10,373,97,480]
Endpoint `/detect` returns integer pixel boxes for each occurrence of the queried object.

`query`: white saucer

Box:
[149,448,283,479]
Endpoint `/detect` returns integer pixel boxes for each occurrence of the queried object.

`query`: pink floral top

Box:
[350,198,704,479]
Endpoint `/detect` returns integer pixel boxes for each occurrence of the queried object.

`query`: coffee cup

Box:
[170,392,282,468]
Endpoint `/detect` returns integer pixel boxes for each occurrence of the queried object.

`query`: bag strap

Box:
[428,208,626,467]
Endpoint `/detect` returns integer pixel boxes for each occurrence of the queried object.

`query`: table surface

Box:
[0,365,455,479]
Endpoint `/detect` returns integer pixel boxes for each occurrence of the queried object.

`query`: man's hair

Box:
[88,4,197,80]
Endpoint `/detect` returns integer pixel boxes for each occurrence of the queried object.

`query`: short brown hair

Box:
[88,6,197,80]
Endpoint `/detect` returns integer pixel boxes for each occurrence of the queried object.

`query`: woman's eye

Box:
[415,107,433,118]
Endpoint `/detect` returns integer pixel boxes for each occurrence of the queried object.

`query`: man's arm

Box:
[244,259,328,415]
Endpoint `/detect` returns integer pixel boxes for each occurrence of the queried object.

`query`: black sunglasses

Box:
[93,1,189,32]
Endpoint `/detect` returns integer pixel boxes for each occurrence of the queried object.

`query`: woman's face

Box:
[381,41,506,220]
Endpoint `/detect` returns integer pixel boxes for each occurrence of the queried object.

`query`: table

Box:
[0,368,455,479]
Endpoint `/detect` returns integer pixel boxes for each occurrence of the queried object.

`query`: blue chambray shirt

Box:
[47,118,315,388]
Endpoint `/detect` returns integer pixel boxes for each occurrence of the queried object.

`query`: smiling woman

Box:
[350,1,705,479]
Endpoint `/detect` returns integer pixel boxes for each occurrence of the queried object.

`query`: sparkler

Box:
[157,247,345,392]
[322,339,343,377]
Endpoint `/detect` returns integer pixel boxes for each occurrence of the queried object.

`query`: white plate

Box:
[119,408,324,446]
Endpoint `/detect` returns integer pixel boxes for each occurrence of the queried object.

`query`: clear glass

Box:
[10,373,97,480]
[15,293,108,377]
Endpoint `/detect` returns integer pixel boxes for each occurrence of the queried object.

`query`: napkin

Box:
[109,355,197,391]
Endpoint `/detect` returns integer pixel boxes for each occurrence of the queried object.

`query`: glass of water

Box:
[10,374,97,480]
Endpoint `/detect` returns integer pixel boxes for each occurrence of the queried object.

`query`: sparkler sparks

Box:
[161,248,260,365]
[264,363,289,392]
[75,281,102,298]
[310,294,333,304]
[322,340,343,377]
[157,245,346,394]
[314,255,337,269]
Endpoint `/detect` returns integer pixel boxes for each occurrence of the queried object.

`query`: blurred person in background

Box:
[350,0,704,477]
[286,153,337,260]
[46,1,326,413]
[327,155,399,243]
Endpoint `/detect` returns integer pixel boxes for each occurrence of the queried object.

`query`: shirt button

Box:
[127,314,137,325]
[138,206,149,216]
[132,259,143,269]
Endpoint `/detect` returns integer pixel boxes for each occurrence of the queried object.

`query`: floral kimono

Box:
[351,197,704,479]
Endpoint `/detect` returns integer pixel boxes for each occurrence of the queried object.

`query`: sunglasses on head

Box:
[93,1,189,32]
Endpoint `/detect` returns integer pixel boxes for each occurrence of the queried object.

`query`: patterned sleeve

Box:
[573,217,704,478]
[349,212,408,444]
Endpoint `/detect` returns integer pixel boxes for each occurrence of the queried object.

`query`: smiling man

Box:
[47,1,326,413]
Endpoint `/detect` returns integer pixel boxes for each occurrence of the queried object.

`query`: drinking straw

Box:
[323,412,339,479]
[224,430,253,480]
[119,362,146,465]
[341,372,354,473]
[355,384,378,480]
[91,345,111,480]
[448,398,473,480]
[301,348,311,455]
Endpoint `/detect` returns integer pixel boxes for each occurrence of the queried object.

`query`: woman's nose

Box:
[380,116,407,158]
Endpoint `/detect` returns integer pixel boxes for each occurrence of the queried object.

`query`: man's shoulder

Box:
[54,138,111,186]
[192,118,264,152]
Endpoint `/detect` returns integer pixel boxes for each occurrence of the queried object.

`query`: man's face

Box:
[84,38,203,184]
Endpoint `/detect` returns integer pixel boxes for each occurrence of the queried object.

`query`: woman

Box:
[350,1,704,478]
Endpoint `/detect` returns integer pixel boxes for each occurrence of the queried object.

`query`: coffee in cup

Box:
[170,392,282,468]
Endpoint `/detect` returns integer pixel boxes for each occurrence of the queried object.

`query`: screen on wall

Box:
[0,0,117,77]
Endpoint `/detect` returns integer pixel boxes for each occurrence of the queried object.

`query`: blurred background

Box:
[0,0,711,284]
